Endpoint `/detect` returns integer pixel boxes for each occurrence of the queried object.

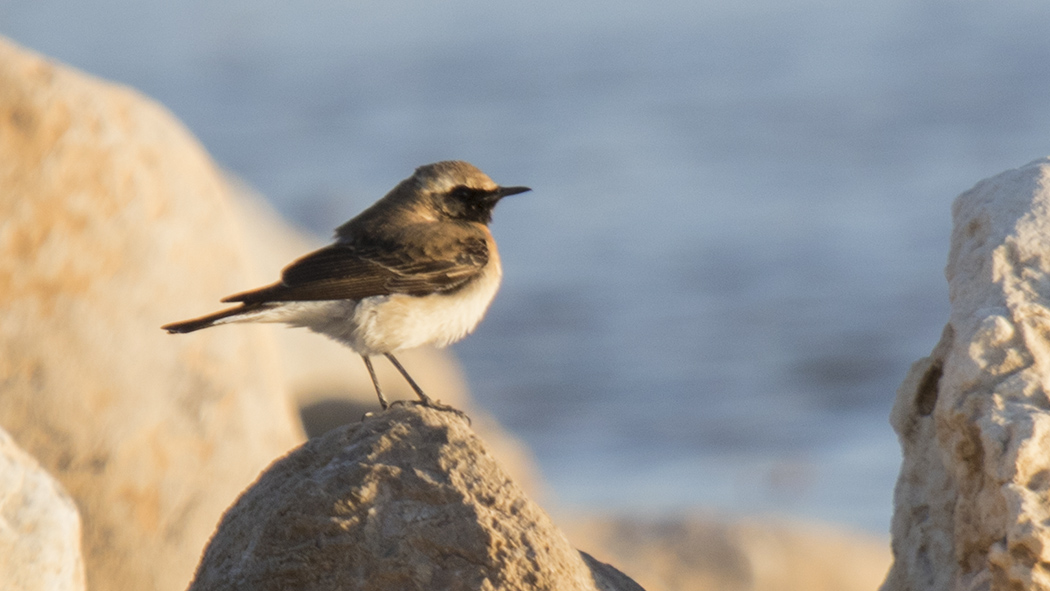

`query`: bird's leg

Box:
[383,353,435,406]
[383,354,469,422]
[361,356,389,410]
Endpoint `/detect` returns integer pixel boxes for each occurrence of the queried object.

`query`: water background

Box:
[5,0,1050,533]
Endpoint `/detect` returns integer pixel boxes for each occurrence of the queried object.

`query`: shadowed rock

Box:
[188,405,644,591]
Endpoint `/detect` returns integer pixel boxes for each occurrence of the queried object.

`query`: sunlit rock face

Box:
[0,36,304,591]
[0,427,85,591]
[884,158,1050,591]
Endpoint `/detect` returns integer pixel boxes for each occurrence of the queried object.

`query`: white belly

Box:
[239,259,502,356]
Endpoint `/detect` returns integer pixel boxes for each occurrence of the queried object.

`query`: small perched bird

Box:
[163,161,529,410]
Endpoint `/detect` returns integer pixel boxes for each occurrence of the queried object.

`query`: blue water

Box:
[6,0,1050,533]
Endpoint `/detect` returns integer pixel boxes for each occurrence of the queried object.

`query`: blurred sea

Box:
[6,0,1050,533]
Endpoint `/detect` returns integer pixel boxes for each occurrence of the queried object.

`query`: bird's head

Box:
[411,161,530,225]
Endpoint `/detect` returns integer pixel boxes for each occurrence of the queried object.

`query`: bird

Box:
[162,160,529,410]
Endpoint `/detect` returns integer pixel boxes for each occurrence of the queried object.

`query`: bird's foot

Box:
[389,398,471,424]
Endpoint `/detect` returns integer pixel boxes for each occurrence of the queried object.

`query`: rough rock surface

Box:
[0,427,86,591]
[882,157,1050,591]
[188,405,644,591]
[0,36,304,591]
[569,516,890,591]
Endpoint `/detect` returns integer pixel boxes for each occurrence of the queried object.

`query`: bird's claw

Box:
[389,398,471,424]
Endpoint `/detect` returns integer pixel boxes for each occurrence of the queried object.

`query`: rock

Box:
[568,516,890,591]
[581,552,649,591]
[883,157,1050,591]
[0,427,86,591]
[0,36,304,591]
[188,405,644,591]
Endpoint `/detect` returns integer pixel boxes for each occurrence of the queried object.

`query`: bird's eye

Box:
[450,185,472,200]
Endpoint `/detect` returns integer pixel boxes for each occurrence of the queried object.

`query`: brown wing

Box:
[222,233,489,304]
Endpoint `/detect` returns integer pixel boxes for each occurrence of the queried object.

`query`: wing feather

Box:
[223,231,489,304]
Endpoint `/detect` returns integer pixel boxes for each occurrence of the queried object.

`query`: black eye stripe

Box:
[450,185,489,200]
[443,184,499,224]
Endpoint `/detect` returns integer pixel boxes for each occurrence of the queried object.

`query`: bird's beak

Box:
[497,186,531,198]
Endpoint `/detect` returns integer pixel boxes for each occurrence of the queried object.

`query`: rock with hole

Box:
[883,158,1050,590]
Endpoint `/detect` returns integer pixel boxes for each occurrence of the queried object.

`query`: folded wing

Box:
[224,233,489,304]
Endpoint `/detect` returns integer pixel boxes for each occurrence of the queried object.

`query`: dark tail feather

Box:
[162,305,254,334]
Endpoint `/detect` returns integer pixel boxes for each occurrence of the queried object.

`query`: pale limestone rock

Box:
[0,427,86,591]
[883,157,1050,591]
[568,516,890,591]
[188,405,645,591]
[0,36,304,591]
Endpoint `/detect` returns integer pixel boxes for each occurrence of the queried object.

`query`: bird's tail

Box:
[162,304,265,334]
